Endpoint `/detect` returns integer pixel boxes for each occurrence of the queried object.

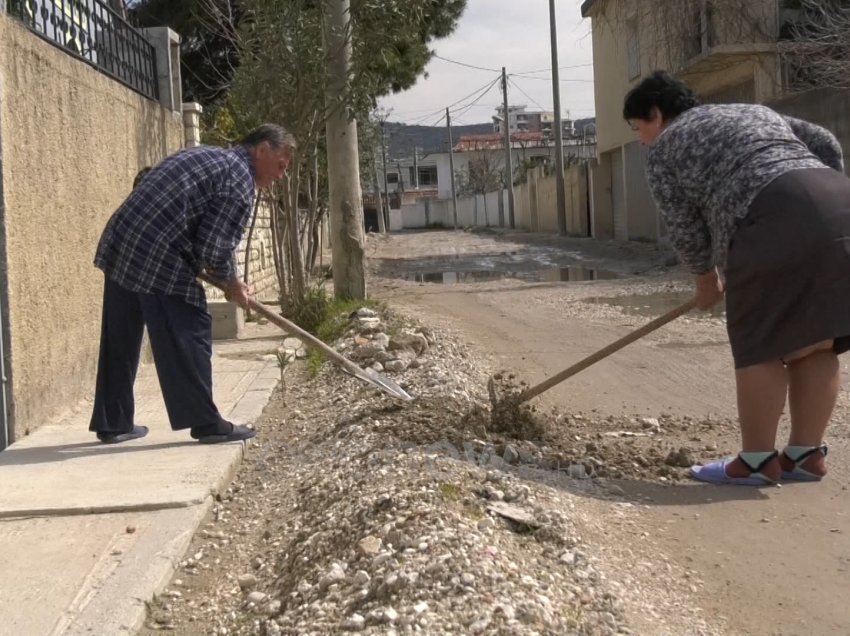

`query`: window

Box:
[386,172,399,184]
[418,166,438,186]
[626,18,640,80]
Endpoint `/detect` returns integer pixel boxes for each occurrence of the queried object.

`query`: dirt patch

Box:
[487,372,550,440]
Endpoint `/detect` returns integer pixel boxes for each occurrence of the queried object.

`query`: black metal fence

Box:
[6,0,159,101]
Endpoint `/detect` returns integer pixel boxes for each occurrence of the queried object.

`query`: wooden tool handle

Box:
[517,298,698,404]
[198,273,361,374]
[199,273,413,401]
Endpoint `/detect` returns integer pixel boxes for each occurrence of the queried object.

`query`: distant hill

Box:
[384,117,596,159]
[384,122,492,159]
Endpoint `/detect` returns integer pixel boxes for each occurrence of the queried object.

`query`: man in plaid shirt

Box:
[90,125,294,444]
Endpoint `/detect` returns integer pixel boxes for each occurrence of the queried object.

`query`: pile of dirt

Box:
[486,372,551,440]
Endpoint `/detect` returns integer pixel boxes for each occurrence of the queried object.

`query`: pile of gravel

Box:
[146,306,723,635]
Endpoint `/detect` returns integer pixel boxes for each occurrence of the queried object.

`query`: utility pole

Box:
[501,67,515,229]
[373,159,386,233]
[413,146,419,189]
[550,0,568,236]
[446,108,459,229]
[323,0,366,298]
[380,119,390,231]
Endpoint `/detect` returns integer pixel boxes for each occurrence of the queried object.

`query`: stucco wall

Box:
[0,15,183,440]
[585,0,780,247]
[589,2,635,154]
[588,0,781,154]
[510,166,588,235]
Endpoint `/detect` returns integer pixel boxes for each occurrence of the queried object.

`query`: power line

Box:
[389,107,457,117]
[428,111,447,127]
[511,75,593,83]
[507,77,548,113]
[514,63,593,75]
[403,74,501,126]
[432,54,501,73]
[448,75,501,110]
[451,77,502,121]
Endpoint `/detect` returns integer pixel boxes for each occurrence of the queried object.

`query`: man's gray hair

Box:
[240,124,296,149]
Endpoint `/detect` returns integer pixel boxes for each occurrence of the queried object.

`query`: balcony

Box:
[677,3,778,81]
[678,43,776,80]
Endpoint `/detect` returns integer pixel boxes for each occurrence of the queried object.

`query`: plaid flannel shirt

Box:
[95,145,256,307]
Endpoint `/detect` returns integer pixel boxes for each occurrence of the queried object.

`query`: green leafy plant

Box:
[285,284,383,374]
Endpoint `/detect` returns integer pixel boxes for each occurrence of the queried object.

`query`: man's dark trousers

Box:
[89,277,228,435]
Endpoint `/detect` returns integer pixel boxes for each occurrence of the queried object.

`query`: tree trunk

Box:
[323,0,366,299]
[241,194,262,319]
[306,149,322,272]
[285,158,306,300]
[270,191,289,306]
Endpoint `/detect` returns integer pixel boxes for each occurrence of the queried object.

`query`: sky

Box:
[378,0,596,127]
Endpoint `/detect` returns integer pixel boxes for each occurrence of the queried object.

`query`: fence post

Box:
[182,102,203,148]
[142,27,182,112]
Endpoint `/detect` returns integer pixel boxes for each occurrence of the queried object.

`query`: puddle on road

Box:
[395,266,620,285]
[586,291,726,319]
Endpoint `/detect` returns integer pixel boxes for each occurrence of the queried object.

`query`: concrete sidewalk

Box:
[0,324,282,635]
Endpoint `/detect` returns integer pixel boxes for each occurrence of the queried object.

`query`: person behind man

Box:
[132,166,152,189]
[90,124,294,444]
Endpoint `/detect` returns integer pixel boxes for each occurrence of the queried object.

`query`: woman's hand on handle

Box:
[694,270,724,310]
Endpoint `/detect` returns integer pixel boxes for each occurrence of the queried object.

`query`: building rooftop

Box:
[453,132,545,152]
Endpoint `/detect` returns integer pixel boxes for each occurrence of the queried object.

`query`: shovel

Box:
[200,274,414,401]
[514,298,698,405]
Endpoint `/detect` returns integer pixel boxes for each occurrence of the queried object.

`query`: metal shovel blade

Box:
[199,274,414,401]
[344,365,414,401]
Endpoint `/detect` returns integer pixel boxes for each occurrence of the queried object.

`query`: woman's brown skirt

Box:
[725,168,850,368]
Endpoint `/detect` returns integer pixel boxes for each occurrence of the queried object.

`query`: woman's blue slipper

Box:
[690,454,777,486]
[97,425,149,444]
[781,445,827,482]
[781,467,823,482]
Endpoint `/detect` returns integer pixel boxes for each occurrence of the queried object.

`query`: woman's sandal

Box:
[781,445,828,482]
[690,450,779,486]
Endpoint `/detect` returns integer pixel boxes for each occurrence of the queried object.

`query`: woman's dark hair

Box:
[623,71,699,122]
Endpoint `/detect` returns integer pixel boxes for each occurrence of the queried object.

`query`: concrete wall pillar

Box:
[182,102,203,148]
[590,155,614,239]
[142,27,182,112]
